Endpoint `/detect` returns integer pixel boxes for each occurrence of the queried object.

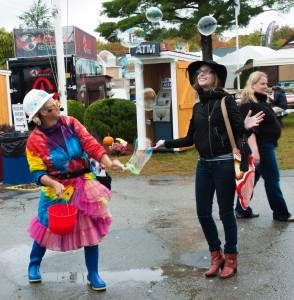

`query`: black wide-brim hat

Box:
[187,60,227,87]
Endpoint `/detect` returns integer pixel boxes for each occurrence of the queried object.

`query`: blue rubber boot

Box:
[28,241,46,283]
[84,245,106,291]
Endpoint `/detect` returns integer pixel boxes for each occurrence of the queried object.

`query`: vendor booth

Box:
[0,70,13,181]
[131,43,200,151]
[236,46,294,87]
[215,46,275,88]
[253,48,294,85]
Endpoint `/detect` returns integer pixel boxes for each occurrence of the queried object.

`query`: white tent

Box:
[253,48,294,67]
[216,46,276,88]
[189,51,220,61]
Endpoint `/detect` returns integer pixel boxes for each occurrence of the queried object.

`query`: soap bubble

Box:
[146,7,163,23]
[120,56,143,79]
[197,16,217,36]
[118,27,146,48]
[98,50,116,66]
[123,137,153,174]
[143,88,156,111]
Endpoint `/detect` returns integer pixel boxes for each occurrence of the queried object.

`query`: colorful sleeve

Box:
[67,116,107,161]
[26,146,48,185]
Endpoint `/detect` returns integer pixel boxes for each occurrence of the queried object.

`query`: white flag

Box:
[234,0,240,16]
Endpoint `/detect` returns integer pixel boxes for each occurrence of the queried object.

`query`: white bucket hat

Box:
[23,89,54,122]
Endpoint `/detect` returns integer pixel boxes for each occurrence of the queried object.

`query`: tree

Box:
[97,41,129,57]
[18,0,52,29]
[0,28,14,69]
[95,0,292,61]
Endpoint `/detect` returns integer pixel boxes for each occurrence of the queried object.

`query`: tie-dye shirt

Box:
[26,115,107,226]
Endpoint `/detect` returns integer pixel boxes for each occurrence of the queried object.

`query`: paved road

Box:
[1,171,294,300]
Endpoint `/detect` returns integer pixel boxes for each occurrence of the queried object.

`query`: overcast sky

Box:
[1,0,294,41]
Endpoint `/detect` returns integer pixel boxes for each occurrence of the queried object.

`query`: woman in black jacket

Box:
[153,61,264,279]
[235,71,294,222]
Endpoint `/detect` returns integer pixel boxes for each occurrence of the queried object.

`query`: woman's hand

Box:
[100,154,124,171]
[52,181,65,199]
[244,110,265,130]
[39,175,65,199]
[152,140,165,150]
[109,159,125,171]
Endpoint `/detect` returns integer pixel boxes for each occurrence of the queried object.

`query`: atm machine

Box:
[153,78,173,144]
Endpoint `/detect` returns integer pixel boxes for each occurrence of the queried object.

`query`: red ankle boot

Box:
[219,253,238,279]
[205,249,225,277]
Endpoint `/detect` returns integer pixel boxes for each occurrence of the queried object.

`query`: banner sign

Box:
[74,27,97,60]
[13,26,96,60]
[265,21,276,48]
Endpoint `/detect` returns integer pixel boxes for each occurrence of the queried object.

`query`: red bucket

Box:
[48,204,78,235]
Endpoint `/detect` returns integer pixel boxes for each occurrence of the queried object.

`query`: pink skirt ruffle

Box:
[28,177,112,252]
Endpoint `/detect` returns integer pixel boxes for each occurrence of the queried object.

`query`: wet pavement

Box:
[1,171,294,300]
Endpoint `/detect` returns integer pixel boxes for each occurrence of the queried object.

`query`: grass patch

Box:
[111,113,294,176]
[276,113,294,170]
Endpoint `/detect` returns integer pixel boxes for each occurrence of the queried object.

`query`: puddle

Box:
[21,268,166,284]
[103,268,165,282]
[1,246,165,285]
[148,177,195,186]
[41,272,86,283]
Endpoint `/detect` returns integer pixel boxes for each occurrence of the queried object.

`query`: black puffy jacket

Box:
[240,92,281,146]
[165,92,248,159]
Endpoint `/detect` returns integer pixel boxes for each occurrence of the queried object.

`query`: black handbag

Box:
[88,159,112,190]
[96,172,112,190]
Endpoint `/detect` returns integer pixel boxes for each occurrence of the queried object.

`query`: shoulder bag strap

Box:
[220,97,238,153]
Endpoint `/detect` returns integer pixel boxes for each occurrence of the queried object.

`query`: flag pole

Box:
[235,1,240,89]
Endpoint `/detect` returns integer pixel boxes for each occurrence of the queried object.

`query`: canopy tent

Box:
[215,46,276,88]
[235,47,294,77]
[189,51,220,61]
[253,48,294,67]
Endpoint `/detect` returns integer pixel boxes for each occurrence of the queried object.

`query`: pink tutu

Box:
[28,177,112,252]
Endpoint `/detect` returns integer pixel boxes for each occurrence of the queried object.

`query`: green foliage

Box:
[234,59,260,89]
[18,0,52,29]
[67,100,86,124]
[95,0,292,59]
[83,98,137,143]
[225,25,294,49]
[0,28,14,68]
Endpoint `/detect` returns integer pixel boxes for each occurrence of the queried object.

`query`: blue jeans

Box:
[235,143,290,221]
[196,159,237,254]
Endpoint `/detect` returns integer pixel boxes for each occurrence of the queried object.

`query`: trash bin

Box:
[0,132,33,185]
